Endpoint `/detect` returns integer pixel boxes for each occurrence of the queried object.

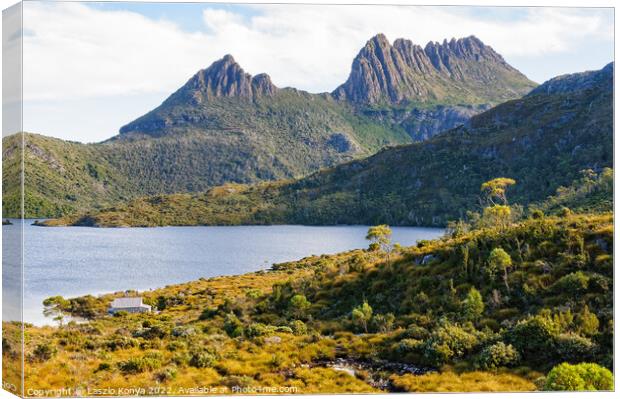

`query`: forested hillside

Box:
[47,63,612,228]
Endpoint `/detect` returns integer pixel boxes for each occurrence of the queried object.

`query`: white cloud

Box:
[22,2,612,101]
[18,2,612,142]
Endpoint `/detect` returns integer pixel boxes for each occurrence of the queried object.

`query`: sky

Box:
[11,1,615,143]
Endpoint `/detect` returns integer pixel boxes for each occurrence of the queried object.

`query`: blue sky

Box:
[18,2,614,142]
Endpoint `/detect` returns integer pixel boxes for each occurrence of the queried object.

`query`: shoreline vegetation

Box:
[3,176,614,392]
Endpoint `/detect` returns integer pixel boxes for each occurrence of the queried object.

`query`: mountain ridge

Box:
[4,34,540,218]
[42,62,613,227]
[332,34,535,106]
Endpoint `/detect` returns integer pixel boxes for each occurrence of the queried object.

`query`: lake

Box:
[2,221,443,325]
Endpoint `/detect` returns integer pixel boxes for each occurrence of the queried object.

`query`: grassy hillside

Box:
[47,64,612,228]
[6,211,613,393]
[2,134,136,218]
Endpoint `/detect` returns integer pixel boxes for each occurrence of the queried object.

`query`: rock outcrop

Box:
[333,34,536,105]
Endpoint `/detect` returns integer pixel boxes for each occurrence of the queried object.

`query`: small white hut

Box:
[108,297,151,314]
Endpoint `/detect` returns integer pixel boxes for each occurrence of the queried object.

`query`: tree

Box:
[366,225,393,262]
[488,248,513,291]
[462,287,484,322]
[352,301,373,333]
[42,296,69,326]
[481,178,516,205]
[506,314,559,363]
[289,294,311,319]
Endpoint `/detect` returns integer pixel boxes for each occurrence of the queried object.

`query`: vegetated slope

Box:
[536,168,613,215]
[1,134,136,218]
[3,35,536,218]
[14,212,613,392]
[49,63,612,228]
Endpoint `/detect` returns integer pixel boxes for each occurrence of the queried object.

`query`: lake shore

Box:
[3,221,443,325]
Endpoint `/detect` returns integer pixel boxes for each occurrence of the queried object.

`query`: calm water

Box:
[2,220,443,325]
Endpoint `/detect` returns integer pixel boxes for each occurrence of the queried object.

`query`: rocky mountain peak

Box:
[333,33,534,105]
[170,55,278,104]
[251,73,277,96]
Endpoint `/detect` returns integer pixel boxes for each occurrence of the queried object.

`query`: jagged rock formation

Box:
[167,55,277,102]
[120,55,278,134]
[333,34,535,106]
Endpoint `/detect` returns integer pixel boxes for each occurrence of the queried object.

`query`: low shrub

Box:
[554,334,594,363]
[477,342,520,370]
[543,363,613,391]
[289,320,308,336]
[189,351,217,368]
[117,352,163,374]
[32,343,57,362]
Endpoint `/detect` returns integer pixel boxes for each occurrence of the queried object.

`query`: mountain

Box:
[47,63,612,227]
[109,53,413,194]
[332,34,535,141]
[333,34,534,106]
[3,35,536,218]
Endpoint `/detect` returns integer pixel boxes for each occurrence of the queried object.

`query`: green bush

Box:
[189,351,217,368]
[403,325,430,340]
[553,272,590,294]
[395,339,423,355]
[543,363,613,391]
[289,294,311,319]
[575,306,599,337]
[117,352,162,374]
[32,343,57,362]
[244,323,272,338]
[95,362,111,372]
[105,336,139,351]
[461,287,484,322]
[289,320,308,336]
[422,323,478,367]
[530,209,544,219]
[133,323,170,340]
[506,314,558,363]
[199,307,218,320]
[155,366,178,382]
[223,313,244,338]
[477,342,520,370]
[371,313,395,333]
[555,333,594,363]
